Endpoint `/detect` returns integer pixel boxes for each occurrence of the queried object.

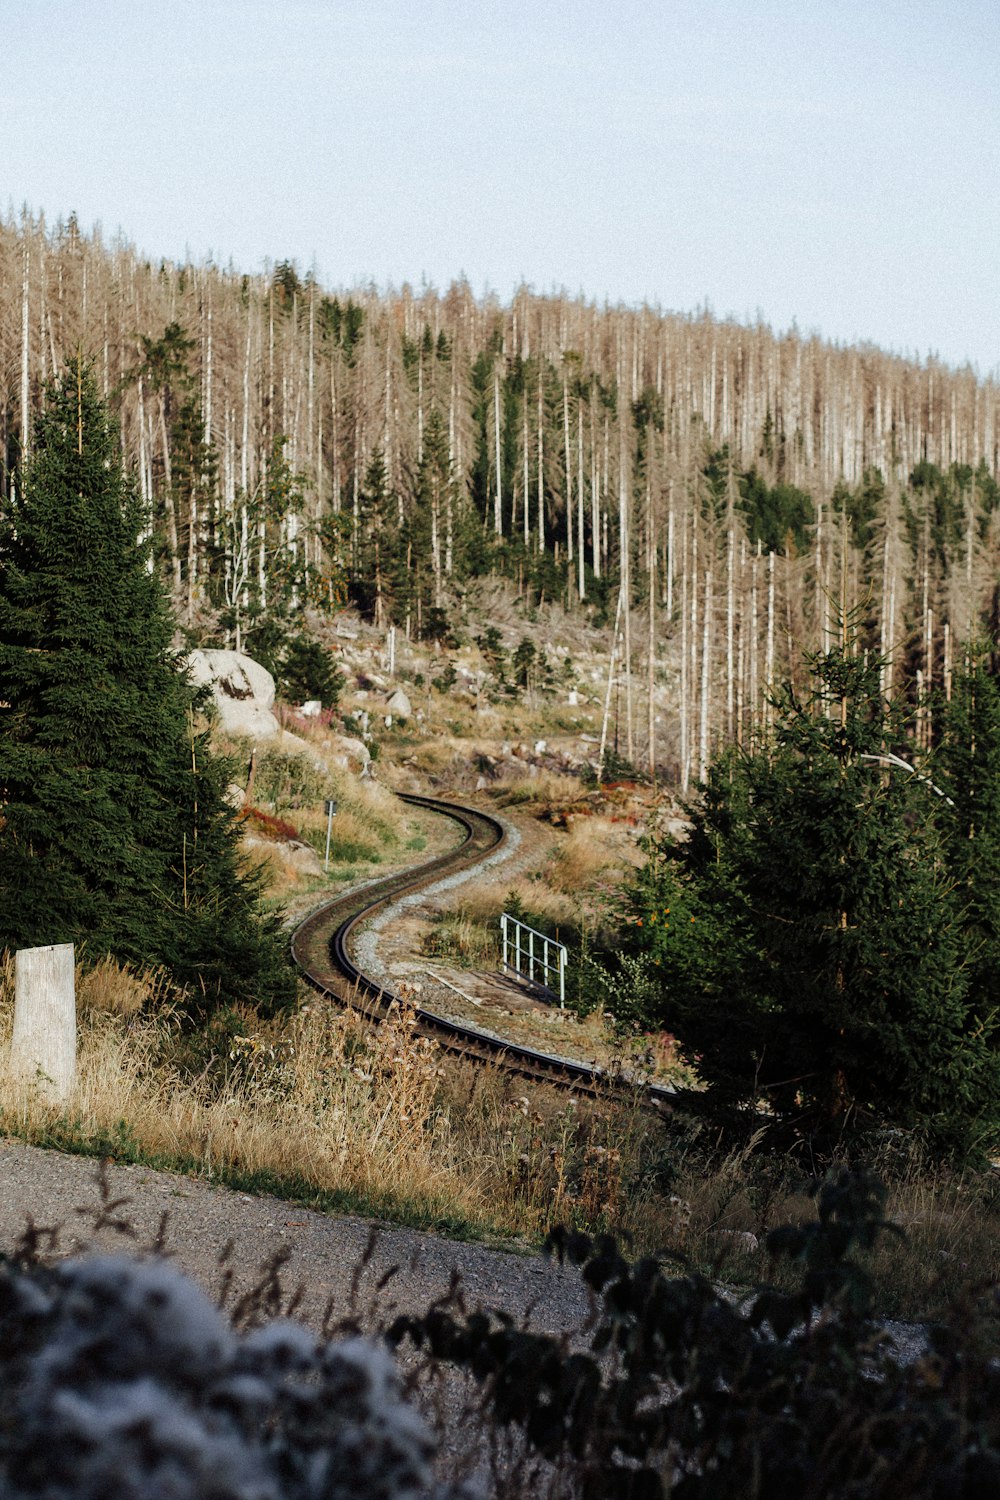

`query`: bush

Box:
[278,634,345,707]
[0,1241,457,1500]
[249,743,332,811]
[392,1168,1000,1499]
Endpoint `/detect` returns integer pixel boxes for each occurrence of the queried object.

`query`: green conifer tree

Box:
[629,634,1000,1156]
[935,645,1000,1022]
[0,360,293,1013]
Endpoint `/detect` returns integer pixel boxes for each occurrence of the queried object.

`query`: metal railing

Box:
[500,912,567,1007]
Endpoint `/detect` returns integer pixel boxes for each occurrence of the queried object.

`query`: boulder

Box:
[285,840,324,875]
[326,734,371,775]
[243,835,323,877]
[188,650,279,739]
[386,687,412,720]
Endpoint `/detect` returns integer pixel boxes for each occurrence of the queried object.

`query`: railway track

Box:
[290,792,673,1107]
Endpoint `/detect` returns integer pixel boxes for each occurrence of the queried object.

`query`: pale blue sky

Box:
[4,0,997,372]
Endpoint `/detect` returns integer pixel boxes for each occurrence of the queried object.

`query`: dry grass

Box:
[421,913,501,968]
[491,770,586,808]
[547,819,618,893]
[216,730,421,902]
[3,952,998,1316]
[423,878,577,972]
[76,956,173,1018]
[240,842,316,903]
[0,955,642,1237]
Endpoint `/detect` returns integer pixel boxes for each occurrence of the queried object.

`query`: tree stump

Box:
[10,944,76,1104]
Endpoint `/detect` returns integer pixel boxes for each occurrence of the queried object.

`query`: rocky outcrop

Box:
[326,735,371,775]
[187,651,280,738]
[385,688,412,721]
[244,833,324,875]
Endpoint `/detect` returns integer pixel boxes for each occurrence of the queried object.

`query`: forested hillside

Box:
[3,210,999,785]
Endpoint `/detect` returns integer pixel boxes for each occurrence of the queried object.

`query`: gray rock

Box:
[326,735,371,774]
[187,651,280,739]
[286,840,324,875]
[386,687,412,720]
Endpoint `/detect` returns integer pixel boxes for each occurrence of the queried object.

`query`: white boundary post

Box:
[10,943,76,1104]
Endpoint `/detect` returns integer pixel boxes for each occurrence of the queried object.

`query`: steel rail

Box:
[290,792,674,1107]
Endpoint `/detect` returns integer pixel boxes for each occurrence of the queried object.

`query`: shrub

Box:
[249,744,331,812]
[392,1168,1000,1499]
[278,633,346,706]
[0,1243,455,1500]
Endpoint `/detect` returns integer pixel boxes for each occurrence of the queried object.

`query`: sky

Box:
[4,0,998,374]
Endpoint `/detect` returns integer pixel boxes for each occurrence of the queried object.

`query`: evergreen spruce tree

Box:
[348,449,397,625]
[629,632,1000,1156]
[0,360,293,1013]
[935,645,1000,1022]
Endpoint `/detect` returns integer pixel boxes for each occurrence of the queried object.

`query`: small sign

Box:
[324,799,338,815]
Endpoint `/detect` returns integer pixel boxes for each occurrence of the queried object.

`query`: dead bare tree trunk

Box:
[20,228,30,461]
[699,568,713,781]
[619,419,634,763]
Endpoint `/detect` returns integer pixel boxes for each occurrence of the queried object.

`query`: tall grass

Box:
[2,953,998,1316]
[0,955,649,1237]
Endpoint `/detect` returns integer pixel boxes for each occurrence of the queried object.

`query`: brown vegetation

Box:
[4,949,996,1319]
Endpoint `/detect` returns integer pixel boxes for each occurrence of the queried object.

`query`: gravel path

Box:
[0,1138,591,1339]
[0,1137,594,1490]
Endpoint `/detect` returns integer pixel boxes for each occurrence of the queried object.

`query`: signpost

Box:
[323,798,338,870]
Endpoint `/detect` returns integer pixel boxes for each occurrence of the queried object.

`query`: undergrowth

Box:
[2,952,1000,1318]
[8,1164,1000,1497]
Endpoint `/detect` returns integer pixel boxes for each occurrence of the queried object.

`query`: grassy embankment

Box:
[3,696,1000,1318]
[3,945,1000,1319]
[1,657,1000,1326]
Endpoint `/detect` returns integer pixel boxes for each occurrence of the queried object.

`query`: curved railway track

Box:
[291,792,673,1108]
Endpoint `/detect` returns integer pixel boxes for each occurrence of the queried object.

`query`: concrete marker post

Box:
[10,943,76,1104]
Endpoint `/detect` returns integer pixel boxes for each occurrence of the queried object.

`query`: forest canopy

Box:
[1,212,999,795]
